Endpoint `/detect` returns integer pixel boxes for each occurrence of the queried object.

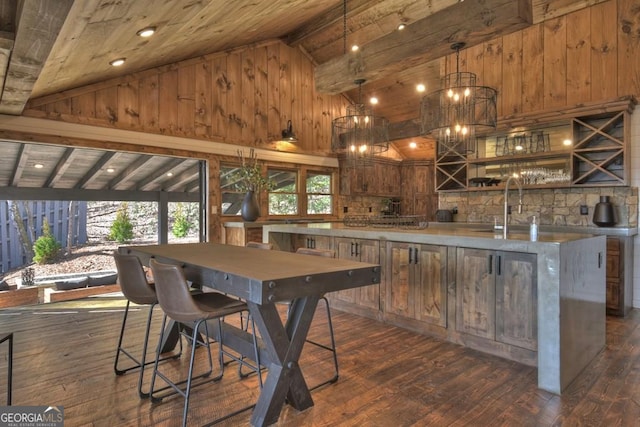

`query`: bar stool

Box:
[295,247,340,389]
[246,241,273,250]
[148,259,261,427]
[113,253,180,398]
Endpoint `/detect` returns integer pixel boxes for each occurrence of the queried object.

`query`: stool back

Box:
[295,247,335,258]
[149,259,208,323]
[246,241,273,250]
[114,253,157,305]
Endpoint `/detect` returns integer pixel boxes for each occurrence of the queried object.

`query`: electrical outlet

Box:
[580,205,588,215]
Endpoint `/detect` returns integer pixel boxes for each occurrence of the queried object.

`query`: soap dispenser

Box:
[530,216,538,241]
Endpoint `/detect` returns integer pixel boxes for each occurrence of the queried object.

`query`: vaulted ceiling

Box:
[0,0,607,169]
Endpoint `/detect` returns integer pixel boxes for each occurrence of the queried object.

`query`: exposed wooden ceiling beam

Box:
[315,0,533,94]
[45,147,76,188]
[138,158,186,191]
[0,0,73,114]
[163,169,200,192]
[75,151,117,190]
[108,155,155,190]
[0,31,14,96]
[10,143,30,187]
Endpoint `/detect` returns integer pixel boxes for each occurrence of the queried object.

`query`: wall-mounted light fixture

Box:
[281,120,297,142]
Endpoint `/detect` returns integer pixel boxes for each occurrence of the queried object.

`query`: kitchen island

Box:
[263,222,607,395]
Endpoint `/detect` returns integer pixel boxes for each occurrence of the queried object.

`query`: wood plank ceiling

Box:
[0,0,607,194]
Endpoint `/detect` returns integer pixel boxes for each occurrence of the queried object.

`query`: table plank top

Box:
[121,243,381,304]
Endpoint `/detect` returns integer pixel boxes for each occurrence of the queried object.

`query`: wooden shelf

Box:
[434,99,634,192]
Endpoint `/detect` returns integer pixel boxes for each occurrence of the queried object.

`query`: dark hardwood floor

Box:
[0,295,639,426]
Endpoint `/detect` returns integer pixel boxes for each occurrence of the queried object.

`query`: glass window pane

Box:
[268,169,297,192]
[269,193,298,215]
[307,195,332,214]
[306,173,331,194]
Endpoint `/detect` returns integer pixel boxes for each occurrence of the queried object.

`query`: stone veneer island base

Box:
[264,222,606,395]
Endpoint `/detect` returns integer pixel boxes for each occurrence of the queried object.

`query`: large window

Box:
[220,163,334,217]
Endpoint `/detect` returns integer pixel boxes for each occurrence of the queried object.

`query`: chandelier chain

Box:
[343,0,347,55]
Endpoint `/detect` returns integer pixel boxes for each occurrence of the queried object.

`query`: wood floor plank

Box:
[1,299,640,426]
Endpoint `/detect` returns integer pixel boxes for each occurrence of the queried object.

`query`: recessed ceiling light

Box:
[563,139,572,146]
[397,24,406,31]
[370,97,378,105]
[166,172,173,177]
[351,45,359,52]
[136,26,156,37]
[106,167,115,173]
[409,141,417,149]
[109,58,126,67]
[416,83,426,92]
[34,163,44,169]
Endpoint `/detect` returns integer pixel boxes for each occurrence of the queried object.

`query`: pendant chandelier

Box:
[331,79,389,166]
[330,0,389,167]
[420,42,497,156]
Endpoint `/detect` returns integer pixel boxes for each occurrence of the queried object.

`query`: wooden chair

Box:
[295,247,340,390]
[148,259,261,427]
[113,253,180,398]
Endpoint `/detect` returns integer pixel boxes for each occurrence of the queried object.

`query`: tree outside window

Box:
[268,169,298,215]
[306,172,332,215]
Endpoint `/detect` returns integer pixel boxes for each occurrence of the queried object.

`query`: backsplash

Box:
[438,187,638,228]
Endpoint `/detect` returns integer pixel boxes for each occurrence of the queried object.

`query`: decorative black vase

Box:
[592,195,615,227]
[241,191,260,222]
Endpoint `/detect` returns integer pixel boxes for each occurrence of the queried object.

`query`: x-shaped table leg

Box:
[248,295,319,426]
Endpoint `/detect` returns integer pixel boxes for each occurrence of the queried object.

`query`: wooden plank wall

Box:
[447,0,640,119]
[24,40,350,156]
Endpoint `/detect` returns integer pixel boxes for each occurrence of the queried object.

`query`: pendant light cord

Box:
[343,0,347,55]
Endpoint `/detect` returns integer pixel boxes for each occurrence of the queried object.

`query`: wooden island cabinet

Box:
[264,222,606,395]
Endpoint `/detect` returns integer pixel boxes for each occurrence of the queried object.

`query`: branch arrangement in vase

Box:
[236,149,275,192]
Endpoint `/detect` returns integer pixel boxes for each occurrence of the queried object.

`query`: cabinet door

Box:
[334,237,358,303]
[356,238,380,310]
[292,234,332,251]
[415,244,447,326]
[334,237,380,308]
[456,247,495,339]
[495,252,537,350]
[385,242,414,318]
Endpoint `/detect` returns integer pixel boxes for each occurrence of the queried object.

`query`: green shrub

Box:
[33,219,60,264]
[109,203,135,243]
[172,203,192,238]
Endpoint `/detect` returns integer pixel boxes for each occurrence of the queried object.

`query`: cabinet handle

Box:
[414,247,419,265]
[488,254,493,275]
[311,238,316,249]
[409,247,413,264]
[598,252,602,268]
[351,242,355,256]
[497,255,502,276]
[355,242,360,257]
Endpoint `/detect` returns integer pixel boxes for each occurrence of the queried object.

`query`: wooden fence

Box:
[0,201,87,274]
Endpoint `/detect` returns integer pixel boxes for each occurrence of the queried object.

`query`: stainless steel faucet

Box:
[503,176,523,238]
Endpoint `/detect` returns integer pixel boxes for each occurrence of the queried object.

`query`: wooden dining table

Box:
[120,242,380,426]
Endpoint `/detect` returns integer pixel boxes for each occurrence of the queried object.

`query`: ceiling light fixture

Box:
[281,120,298,142]
[416,83,426,92]
[370,97,378,105]
[106,167,115,173]
[109,58,126,67]
[397,23,406,31]
[420,42,497,155]
[136,26,156,37]
[331,1,389,167]
[34,163,44,169]
[409,141,417,149]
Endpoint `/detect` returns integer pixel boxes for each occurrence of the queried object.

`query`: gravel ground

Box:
[1,239,158,286]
